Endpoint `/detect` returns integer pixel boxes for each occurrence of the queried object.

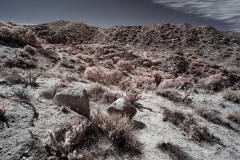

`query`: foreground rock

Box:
[107,97,137,119]
[53,86,90,118]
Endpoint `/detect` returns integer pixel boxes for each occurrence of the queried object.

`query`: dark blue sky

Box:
[0,0,230,30]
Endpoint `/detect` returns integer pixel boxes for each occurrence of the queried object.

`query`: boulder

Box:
[107,97,137,119]
[53,86,90,118]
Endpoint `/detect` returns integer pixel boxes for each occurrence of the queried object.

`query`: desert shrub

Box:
[84,67,123,85]
[132,76,155,90]
[199,74,229,91]
[3,56,37,69]
[0,100,9,128]
[162,107,220,144]
[13,88,31,101]
[160,79,175,88]
[196,107,235,131]
[20,70,40,87]
[37,48,59,63]
[156,88,182,102]
[0,25,41,47]
[156,142,193,160]
[24,45,37,55]
[76,53,93,63]
[152,71,162,87]
[125,89,141,105]
[93,113,142,154]
[119,79,132,90]
[227,112,240,124]
[116,59,135,72]
[88,83,120,104]
[61,60,75,69]
[47,121,89,158]
[223,90,240,103]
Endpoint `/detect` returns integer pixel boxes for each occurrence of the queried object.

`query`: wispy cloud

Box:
[153,0,240,31]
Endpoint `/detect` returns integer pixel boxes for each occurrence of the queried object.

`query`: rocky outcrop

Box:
[53,86,90,118]
[107,97,137,119]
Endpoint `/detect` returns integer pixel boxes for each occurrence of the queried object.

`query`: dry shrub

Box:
[199,74,229,91]
[84,67,122,85]
[156,142,193,160]
[93,113,142,154]
[0,25,41,47]
[37,48,59,63]
[116,59,135,72]
[13,88,31,101]
[0,100,9,128]
[47,121,89,158]
[24,45,37,55]
[119,79,132,90]
[223,90,240,103]
[152,71,162,87]
[161,72,175,80]
[162,107,220,144]
[227,112,240,124]
[160,79,175,89]
[3,56,37,69]
[133,76,156,90]
[61,60,75,69]
[76,53,93,63]
[196,107,235,131]
[175,76,194,89]
[156,89,182,102]
[88,83,120,104]
[125,89,141,105]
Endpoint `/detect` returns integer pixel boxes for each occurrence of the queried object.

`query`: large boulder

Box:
[107,97,137,119]
[53,87,90,118]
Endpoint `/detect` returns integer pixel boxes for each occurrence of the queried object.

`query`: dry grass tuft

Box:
[125,89,141,105]
[199,74,229,91]
[0,100,9,128]
[156,88,182,102]
[196,107,235,131]
[227,112,240,124]
[13,88,31,101]
[84,67,123,85]
[156,142,193,160]
[162,107,220,144]
[116,59,135,72]
[88,83,120,104]
[223,90,240,103]
[93,113,142,154]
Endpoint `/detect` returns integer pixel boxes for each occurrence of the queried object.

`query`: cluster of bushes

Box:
[0,21,41,48]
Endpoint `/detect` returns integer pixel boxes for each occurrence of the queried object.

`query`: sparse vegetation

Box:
[156,142,193,160]
[223,89,240,103]
[156,88,182,102]
[46,121,89,158]
[93,113,142,154]
[199,74,229,91]
[162,107,221,144]
[227,112,240,124]
[196,107,235,131]
[88,83,120,104]
[0,100,9,128]
[13,88,31,101]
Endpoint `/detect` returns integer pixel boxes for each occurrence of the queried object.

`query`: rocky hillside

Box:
[0,20,240,160]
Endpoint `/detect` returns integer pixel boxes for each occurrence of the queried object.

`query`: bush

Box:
[0,100,9,128]
[93,113,142,154]
[199,74,229,91]
[227,112,240,124]
[47,121,89,158]
[223,90,240,103]
[88,83,120,104]
[24,45,37,55]
[3,56,37,69]
[125,89,141,105]
[156,89,182,102]
[156,142,193,160]
[116,59,135,72]
[161,107,220,144]
[84,67,123,85]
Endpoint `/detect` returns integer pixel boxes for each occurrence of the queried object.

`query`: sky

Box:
[0,0,239,31]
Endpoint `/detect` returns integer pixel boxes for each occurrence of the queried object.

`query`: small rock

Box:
[107,97,137,119]
[53,86,90,118]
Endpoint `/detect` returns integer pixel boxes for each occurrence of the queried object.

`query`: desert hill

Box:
[0,20,240,160]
